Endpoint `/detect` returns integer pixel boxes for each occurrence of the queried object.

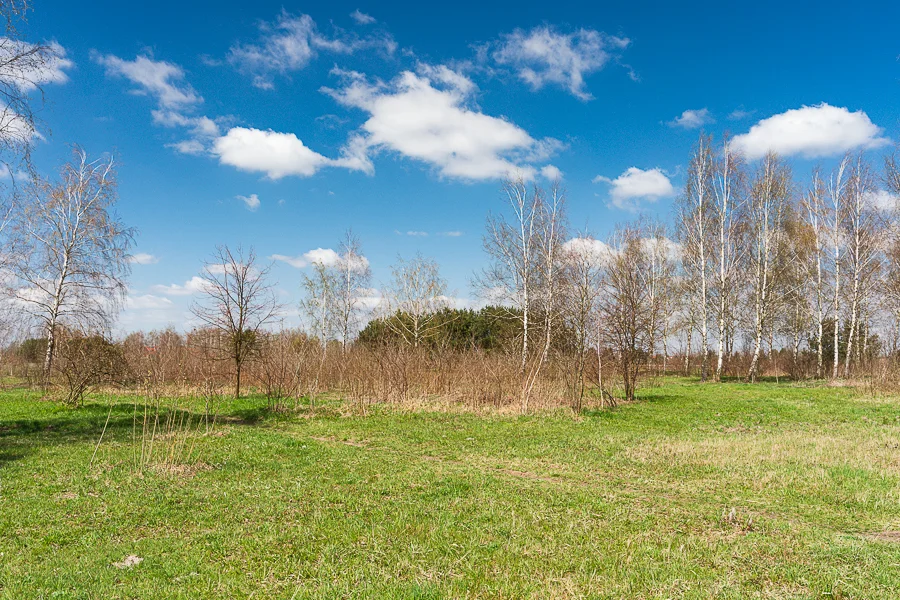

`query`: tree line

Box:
[4,3,900,410]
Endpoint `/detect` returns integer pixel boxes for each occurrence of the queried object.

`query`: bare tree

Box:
[534,179,567,380]
[801,170,829,378]
[827,156,850,378]
[382,252,450,347]
[598,221,656,402]
[479,176,542,374]
[191,245,281,397]
[643,221,678,375]
[676,134,715,380]
[0,1,70,170]
[746,153,792,382]
[6,148,133,379]
[300,259,338,399]
[885,149,900,199]
[842,156,882,377]
[560,235,605,410]
[711,139,746,380]
[335,231,372,352]
[301,260,338,348]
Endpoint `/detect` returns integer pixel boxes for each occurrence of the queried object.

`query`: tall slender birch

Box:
[746,153,791,382]
[827,156,850,378]
[842,156,881,377]
[802,170,828,378]
[676,134,714,381]
[712,139,745,381]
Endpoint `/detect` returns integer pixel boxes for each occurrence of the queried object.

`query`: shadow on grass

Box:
[0,397,290,468]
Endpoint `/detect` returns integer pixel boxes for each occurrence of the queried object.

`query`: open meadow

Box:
[2,379,899,599]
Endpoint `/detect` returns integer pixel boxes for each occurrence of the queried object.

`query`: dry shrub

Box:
[53,330,127,406]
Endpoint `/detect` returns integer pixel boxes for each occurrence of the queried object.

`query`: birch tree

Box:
[841,156,882,377]
[746,153,792,382]
[479,176,541,375]
[711,140,745,380]
[334,231,371,352]
[676,134,715,380]
[801,170,829,378]
[383,253,450,347]
[6,148,133,379]
[531,179,568,398]
[826,156,850,378]
[301,259,339,398]
[643,221,677,374]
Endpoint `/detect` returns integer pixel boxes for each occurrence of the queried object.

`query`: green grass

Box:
[1,380,899,598]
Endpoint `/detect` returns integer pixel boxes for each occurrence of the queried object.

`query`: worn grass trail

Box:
[1,380,899,598]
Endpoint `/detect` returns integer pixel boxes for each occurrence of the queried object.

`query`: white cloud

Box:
[128,253,158,265]
[95,52,222,154]
[117,294,181,332]
[594,167,675,210]
[167,139,206,155]
[668,108,713,129]
[541,164,562,180]
[0,108,38,144]
[271,247,368,270]
[406,231,428,237]
[152,276,210,296]
[125,294,173,310]
[0,39,73,91]
[730,103,890,160]
[323,67,559,180]
[152,111,221,138]
[350,10,376,25]
[492,26,630,100]
[728,107,754,120]
[564,237,613,264]
[236,193,261,211]
[228,11,395,89]
[303,248,341,266]
[213,127,333,179]
[93,53,201,109]
[439,231,463,237]
[866,189,899,212]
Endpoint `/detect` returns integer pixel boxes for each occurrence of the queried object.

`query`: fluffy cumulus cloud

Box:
[211,127,369,179]
[128,253,159,265]
[866,189,899,212]
[270,247,370,270]
[730,103,890,160]
[323,66,561,180]
[668,108,713,129]
[492,26,630,100]
[228,11,395,89]
[0,39,73,92]
[594,167,675,210]
[94,52,223,154]
[541,164,562,180]
[563,237,613,264]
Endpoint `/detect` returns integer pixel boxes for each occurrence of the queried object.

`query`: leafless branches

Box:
[5,147,133,378]
[190,245,281,397]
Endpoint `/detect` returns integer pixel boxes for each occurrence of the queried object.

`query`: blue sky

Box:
[22,0,900,332]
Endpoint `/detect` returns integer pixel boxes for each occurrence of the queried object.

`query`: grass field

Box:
[1,380,899,599]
